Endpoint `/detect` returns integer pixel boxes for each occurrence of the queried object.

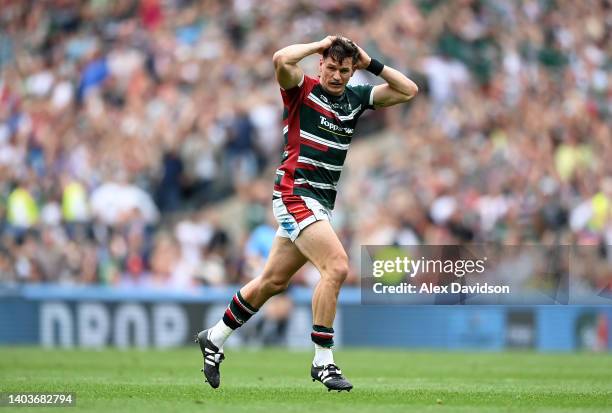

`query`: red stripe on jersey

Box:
[303,98,339,121]
[296,162,317,170]
[293,183,312,190]
[278,76,319,201]
[300,138,329,152]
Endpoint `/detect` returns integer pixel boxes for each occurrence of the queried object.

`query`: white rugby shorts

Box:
[272,195,331,242]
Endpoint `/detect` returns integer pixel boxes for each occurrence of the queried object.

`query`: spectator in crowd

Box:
[0,0,610,289]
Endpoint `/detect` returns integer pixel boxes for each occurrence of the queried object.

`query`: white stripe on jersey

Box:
[307,93,362,121]
[282,125,288,135]
[297,156,343,171]
[294,178,337,190]
[300,130,349,150]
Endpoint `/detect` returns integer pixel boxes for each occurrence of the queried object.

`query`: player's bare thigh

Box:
[294,220,348,283]
[263,236,308,279]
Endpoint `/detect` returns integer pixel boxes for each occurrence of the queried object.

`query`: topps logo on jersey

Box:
[320,116,354,134]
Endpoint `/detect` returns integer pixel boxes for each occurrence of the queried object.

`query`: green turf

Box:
[1,347,611,412]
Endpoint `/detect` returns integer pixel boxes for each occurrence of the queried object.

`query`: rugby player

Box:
[197,35,418,392]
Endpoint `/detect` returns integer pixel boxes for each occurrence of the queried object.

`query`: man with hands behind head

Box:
[197,35,418,392]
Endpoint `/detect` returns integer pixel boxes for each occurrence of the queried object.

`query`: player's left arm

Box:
[354,44,418,108]
[371,66,419,108]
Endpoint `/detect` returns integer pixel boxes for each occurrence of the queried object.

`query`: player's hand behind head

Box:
[353,43,372,71]
[317,36,335,54]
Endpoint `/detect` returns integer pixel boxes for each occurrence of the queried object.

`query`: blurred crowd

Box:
[0,0,610,290]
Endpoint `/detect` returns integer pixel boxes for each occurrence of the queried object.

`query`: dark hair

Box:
[322,37,359,65]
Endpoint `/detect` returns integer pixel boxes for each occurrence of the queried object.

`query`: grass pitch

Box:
[0,347,611,412]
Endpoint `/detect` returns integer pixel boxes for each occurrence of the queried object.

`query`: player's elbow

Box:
[272,51,287,69]
[408,82,419,98]
[386,83,418,105]
[402,82,419,101]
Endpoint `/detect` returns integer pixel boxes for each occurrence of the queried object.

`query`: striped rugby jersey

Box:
[273,75,374,210]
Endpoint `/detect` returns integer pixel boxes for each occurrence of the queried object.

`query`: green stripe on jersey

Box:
[293,187,336,210]
[298,145,347,166]
[295,168,341,185]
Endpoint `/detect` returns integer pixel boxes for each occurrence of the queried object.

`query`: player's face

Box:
[319,57,354,96]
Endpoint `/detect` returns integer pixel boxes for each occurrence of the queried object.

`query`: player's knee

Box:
[322,253,349,287]
[260,272,290,295]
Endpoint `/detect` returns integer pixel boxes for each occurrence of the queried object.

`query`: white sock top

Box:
[313,344,334,367]
[208,319,234,349]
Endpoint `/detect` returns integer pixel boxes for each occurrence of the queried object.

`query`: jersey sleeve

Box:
[280,75,318,106]
[349,84,375,110]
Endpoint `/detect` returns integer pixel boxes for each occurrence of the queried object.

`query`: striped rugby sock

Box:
[209,291,258,349]
[222,291,259,330]
[311,324,334,348]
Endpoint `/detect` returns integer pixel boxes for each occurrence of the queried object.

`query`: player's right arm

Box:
[272,36,334,89]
